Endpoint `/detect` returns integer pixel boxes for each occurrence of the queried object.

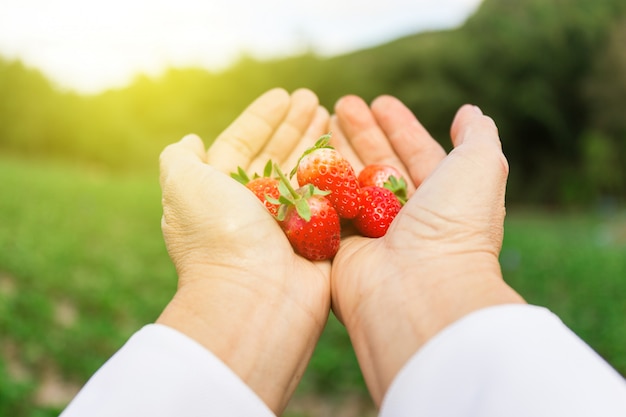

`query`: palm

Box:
[329,95,507,325]
[162,155,328,286]
[159,88,334,412]
[206,88,333,317]
[160,87,332,351]
[326,95,435,317]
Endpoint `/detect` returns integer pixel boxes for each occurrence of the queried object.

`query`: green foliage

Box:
[0,155,176,415]
[582,17,626,201]
[2,3,626,413]
[501,209,626,373]
[2,0,626,205]
[584,17,626,136]
[580,130,625,196]
[454,0,626,203]
[1,157,625,415]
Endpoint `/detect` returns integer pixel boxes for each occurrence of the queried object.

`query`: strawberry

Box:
[291,134,361,219]
[358,164,408,205]
[231,160,280,216]
[269,165,341,261]
[280,191,341,261]
[245,177,280,216]
[358,164,403,188]
[353,186,402,238]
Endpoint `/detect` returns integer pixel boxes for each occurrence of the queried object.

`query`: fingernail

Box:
[472,105,483,115]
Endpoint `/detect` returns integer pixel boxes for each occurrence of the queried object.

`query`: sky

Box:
[0,0,483,94]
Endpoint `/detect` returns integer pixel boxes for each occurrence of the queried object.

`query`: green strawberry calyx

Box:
[268,163,330,222]
[231,159,274,185]
[383,175,408,205]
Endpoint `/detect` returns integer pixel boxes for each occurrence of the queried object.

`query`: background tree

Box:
[1,0,626,204]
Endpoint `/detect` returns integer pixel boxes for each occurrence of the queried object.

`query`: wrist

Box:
[157,277,327,414]
[342,253,525,405]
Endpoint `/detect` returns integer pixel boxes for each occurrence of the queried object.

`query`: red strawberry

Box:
[291,134,361,219]
[245,177,280,216]
[280,191,341,261]
[358,164,403,188]
[231,160,280,216]
[353,186,402,238]
[269,165,341,261]
[358,164,408,205]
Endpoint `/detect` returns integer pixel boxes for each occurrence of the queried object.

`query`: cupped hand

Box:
[157,88,331,414]
[329,95,525,405]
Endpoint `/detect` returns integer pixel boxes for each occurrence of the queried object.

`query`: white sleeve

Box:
[380,304,626,417]
[60,323,275,417]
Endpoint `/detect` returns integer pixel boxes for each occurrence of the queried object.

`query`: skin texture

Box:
[330,95,525,405]
[156,88,525,412]
[157,88,332,414]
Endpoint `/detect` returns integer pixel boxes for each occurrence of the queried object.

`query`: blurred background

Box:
[1,0,625,415]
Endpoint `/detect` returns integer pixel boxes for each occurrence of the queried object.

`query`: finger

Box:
[370,95,446,188]
[450,105,501,147]
[283,105,331,173]
[334,95,402,169]
[160,134,207,188]
[449,105,508,175]
[415,105,509,219]
[247,88,320,175]
[207,88,290,174]
[395,108,510,249]
[450,104,484,147]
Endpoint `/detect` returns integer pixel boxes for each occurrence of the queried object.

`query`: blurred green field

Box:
[0,155,625,417]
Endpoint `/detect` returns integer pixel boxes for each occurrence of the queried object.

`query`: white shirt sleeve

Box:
[60,323,275,417]
[380,304,626,417]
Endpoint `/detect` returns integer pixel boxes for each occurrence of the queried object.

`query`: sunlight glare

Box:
[0,0,483,93]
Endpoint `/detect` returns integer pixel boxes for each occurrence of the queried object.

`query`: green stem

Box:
[274,163,300,199]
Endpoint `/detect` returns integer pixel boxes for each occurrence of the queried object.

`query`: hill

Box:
[1,0,625,204]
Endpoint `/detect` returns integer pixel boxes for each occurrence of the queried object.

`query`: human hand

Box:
[329,95,525,405]
[156,88,331,414]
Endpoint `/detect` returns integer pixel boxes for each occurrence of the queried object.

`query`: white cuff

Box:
[380,304,626,417]
[61,323,275,417]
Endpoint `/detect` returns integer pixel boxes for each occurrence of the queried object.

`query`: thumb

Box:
[443,105,510,203]
[395,104,509,206]
[159,133,227,241]
[450,104,509,178]
[392,105,509,254]
[159,134,208,189]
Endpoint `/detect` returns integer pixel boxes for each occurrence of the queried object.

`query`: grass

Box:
[0,155,625,416]
[0,155,176,416]
[501,207,626,373]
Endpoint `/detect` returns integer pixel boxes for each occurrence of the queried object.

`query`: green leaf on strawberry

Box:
[271,163,340,261]
[384,175,408,205]
[231,160,281,216]
[358,164,408,205]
